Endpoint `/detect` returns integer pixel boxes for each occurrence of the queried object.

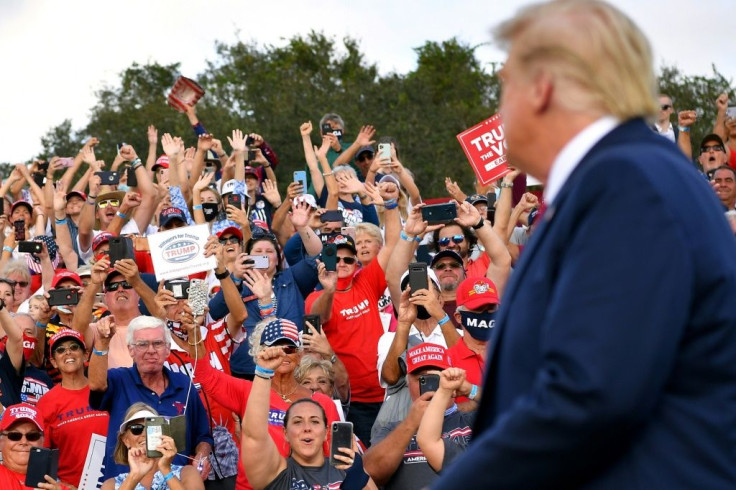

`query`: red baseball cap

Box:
[0,403,44,432]
[153,155,170,170]
[93,232,115,252]
[216,226,243,241]
[48,328,85,354]
[456,277,499,310]
[51,269,83,289]
[406,343,451,374]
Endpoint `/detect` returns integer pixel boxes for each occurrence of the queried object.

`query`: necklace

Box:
[274,385,299,403]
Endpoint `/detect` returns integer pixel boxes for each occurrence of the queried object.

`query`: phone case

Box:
[108,236,134,266]
[25,447,59,487]
[421,203,457,224]
[303,314,322,334]
[321,243,337,271]
[13,220,25,241]
[329,422,354,466]
[165,280,190,299]
[126,166,138,187]
[47,288,80,307]
[293,171,307,193]
[18,241,42,254]
[145,417,170,458]
[378,143,391,161]
[188,279,208,316]
[408,262,429,295]
[419,374,441,395]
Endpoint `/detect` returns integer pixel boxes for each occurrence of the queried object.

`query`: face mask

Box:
[202,203,219,222]
[460,311,496,341]
[117,184,130,193]
[167,320,187,341]
[22,334,36,361]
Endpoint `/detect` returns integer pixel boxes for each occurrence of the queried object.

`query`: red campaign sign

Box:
[167,76,205,113]
[456,114,509,185]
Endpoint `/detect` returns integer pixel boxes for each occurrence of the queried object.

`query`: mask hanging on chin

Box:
[22,334,37,361]
[460,311,496,341]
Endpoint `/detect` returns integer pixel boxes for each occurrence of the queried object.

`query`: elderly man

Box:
[88,316,212,482]
[436,1,736,488]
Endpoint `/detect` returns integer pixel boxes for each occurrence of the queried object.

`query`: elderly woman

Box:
[1,260,32,312]
[101,402,203,490]
[0,402,66,489]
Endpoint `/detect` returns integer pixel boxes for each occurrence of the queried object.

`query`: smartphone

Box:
[188,279,208,316]
[226,193,243,209]
[18,241,42,254]
[164,279,190,299]
[95,171,120,186]
[32,172,46,187]
[25,447,59,488]
[108,236,134,267]
[321,123,333,134]
[57,157,74,168]
[36,161,49,173]
[293,171,307,194]
[47,288,80,307]
[245,135,255,146]
[116,142,127,155]
[419,373,441,395]
[126,166,138,187]
[421,202,457,224]
[408,262,429,296]
[13,220,25,241]
[243,255,269,269]
[246,149,257,162]
[486,192,497,208]
[727,106,736,120]
[340,227,356,240]
[303,314,322,334]
[321,243,337,272]
[320,210,344,223]
[377,143,391,162]
[329,421,354,466]
[168,415,187,458]
[145,416,169,459]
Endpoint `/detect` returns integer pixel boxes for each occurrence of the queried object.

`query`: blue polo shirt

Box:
[89,364,213,480]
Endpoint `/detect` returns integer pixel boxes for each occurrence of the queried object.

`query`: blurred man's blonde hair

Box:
[495,0,659,120]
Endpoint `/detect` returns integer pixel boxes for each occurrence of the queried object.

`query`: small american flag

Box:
[261,318,300,347]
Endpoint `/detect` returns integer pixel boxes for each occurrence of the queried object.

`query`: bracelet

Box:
[35,321,46,329]
[193,204,203,210]
[214,269,230,280]
[469,384,479,400]
[129,158,141,166]
[55,218,68,225]
[678,126,690,133]
[499,182,513,189]
[437,314,451,327]
[384,201,398,210]
[86,196,97,205]
[255,365,275,379]
[92,348,108,356]
[2,246,13,254]
[162,472,175,484]
[187,336,204,346]
[471,217,485,230]
[258,301,274,310]
[322,172,333,177]
[400,230,416,242]
[116,211,127,219]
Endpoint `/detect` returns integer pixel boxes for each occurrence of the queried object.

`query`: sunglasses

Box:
[97,199,120,209]
[433,262,463,271]
[357,153,374,162]
[336,256,357,265]
[660,104,673,110]
[219,236,241,245]
[106,281,133,292]
[127,424,145,436]
[53,343,82,356]
[438,235,465,246]
[281,346,299,354]
[701,145,725,154]
[4,431,42,442]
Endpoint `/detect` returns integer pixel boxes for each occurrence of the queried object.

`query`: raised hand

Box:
[81,145,97,166]
[354,125,376,147]
[243,268,273,300]
[53,181,68,213]
[119,144,139,163]
[248,133,264,147]
[716,92,729,112]
[516,192,539,212]
[302,321,334,358]
[363,181,384,206]
[193,172,215,193]
[161,133,181,158]
[404,204,430,236]
[211,138,225,156]
[127,447,155,479]
[90,257,110,286]
[156,435,178,473]
[261,179,281,207]
[316,260,337,293]
[114,258,140,283]
[226,203,248,229]
[288,198,312,228]
[147,125,158,145]
[286,181,303,200]
[453,201,482,228]
[228,129,246,153]
[300,121,313,137]
[121,191,142,211]
[204,235,225,270]
[197,133,214,152]
[335,172,365,195]
[445,178,464,201]
[257,345,288,371]
[377,180,399,202]
[678,110,697,128]
[439,367,466,393]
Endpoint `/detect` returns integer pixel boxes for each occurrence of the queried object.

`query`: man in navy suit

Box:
[435,1,736,488]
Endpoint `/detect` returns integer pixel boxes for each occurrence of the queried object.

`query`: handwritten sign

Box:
[456,114,509,185]
[148,224,216,281]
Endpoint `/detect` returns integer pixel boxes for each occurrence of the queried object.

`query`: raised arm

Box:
[191,172,215,225]
[388,150,422,206]
[380,289,415,386]
[308,262,337,324]
[713,93,729,142]
[206,235,247,332]
[73,258,108,348]
[78,162,103,251]
[51,181,78,272]
[0,306,24,373]
[88,316,115,392]
[677,110,696,160]
[189,134,213,191]
[333,125,376,167]
[492,168,520,239]
[120,144,156,233]
[289,199,322,256]
[145,125,158,173]
[300,122,324,195]
[365,180,401,271]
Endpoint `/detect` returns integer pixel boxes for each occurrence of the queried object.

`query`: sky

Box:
[1,0,734,163]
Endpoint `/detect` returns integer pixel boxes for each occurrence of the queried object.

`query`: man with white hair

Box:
[88,315,213,482]
[436,0,736,488]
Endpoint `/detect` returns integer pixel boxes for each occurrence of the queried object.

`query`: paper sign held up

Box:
[167,76,205,113]
[148,223,216,281]
[456,114,509,185]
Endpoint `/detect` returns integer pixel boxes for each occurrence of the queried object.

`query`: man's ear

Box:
[454,311,462,325]
[531,70,554,114]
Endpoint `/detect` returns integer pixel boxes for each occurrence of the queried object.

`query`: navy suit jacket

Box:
[435,119,736,489]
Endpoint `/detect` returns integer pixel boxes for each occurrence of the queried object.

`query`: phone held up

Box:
[329,421,354,466]
[303,314,322,334]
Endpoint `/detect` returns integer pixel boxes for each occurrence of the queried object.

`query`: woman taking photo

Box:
[242,345,370,490]
[101,402,203,490]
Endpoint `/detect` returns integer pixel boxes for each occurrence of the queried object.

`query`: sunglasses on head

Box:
[106,281,133,292]
[438,235,465,246]
[4,431,42,442]
[126,424,145,436]
[53,343,82,356]
[219,236,241,245]
[98,199,120,209]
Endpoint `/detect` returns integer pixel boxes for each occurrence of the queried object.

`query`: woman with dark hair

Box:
[242,344,371,490]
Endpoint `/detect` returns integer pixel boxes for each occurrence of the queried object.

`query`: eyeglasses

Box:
[438,235,465,246]
[126,424,145,436]
[433,262,463,271]
[97,199,120,209]
[660,104,673,110]
[4,431,42,442]
[14,281,28,288]
[53,343,82,356]
[357,153,374,162]
[701,145,725,154]
[131,340,168,351]
[106,281,133,292]
[336,256,357,265]
[219,236,241,245]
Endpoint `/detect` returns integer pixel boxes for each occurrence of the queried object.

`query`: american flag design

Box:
[25,235,60,273]
[261,318,300,347]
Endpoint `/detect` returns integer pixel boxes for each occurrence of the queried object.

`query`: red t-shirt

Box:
[305,260,387,403]
[466,253,490,279]
[0,463,71,489]
[446,338,485,404]
[36,384,110,488]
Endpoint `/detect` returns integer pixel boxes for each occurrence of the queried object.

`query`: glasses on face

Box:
[336,256,357,265]
[4,431,42,442]
[438,235,465,246]
[106,281,133,292]
[97,199,120,209]
[53,343,82,356]
[660,104,673,110]
[13,281,28,288]
[274,343,299,354]
[701,145,725,154]
[357,153,374,162]
[132,340,168,352]
[433,262,463,271]
[127,424,145,436]
[219,236,241,245]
